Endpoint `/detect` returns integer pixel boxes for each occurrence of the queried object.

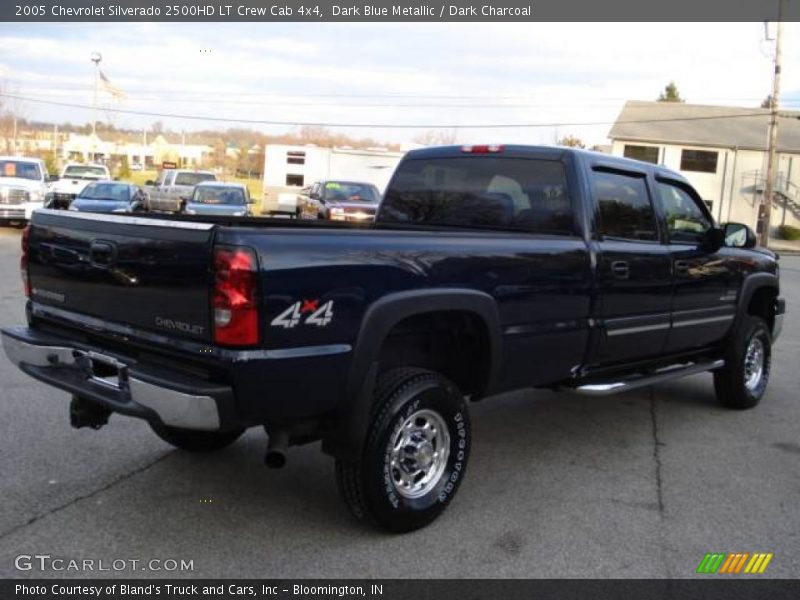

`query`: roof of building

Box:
[608,100,800,153]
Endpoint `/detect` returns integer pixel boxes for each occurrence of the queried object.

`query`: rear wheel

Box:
[713,315,771,409]
[336,368,471,533]
[150,423,244,452]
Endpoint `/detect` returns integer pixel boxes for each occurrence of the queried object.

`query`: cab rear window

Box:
[380,157,573,235]
[174,172,215,186]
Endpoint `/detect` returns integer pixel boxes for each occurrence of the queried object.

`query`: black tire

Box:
[713,315,772,410]
[336,367,471,533]
[150,423,244,453]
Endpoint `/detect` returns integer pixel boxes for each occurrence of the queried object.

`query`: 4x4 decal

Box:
[271,300,334,329]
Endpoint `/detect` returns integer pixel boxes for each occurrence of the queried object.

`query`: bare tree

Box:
[412,129,459,146]
[557,134,586,149]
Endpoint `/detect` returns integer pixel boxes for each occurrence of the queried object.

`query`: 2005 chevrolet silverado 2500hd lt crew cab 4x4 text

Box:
[2,146,785,532]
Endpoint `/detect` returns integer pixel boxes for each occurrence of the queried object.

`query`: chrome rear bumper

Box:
[2,326,230,431]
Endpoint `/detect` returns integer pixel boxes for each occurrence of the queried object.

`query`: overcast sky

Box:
[1,22,798,147]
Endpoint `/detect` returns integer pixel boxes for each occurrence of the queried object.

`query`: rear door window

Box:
[380,157,573,234]
[592,169,658,241]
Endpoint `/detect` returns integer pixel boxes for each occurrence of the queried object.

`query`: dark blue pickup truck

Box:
[2,145,785,532]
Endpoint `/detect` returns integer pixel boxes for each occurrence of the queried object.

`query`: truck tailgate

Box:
[27,210,215,343]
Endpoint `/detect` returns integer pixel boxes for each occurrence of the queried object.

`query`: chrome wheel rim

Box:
[388,409,450,499]
[743,337,766,392]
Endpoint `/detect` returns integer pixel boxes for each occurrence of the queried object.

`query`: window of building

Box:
[680,149,718,173]
[623,145,659,164]
[593,169,658,241]
[286,174,304,187]
[287,151,306,165]
[656,181,712,244]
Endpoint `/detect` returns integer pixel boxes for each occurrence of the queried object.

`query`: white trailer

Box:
[262,145,404,216]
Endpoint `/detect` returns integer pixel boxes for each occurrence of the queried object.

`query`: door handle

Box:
[611,260,630,279]
[674,260,690,276]
[89,240,117,267]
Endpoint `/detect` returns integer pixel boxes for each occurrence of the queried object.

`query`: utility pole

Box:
[90,51,102,161]
[759,1,784,247]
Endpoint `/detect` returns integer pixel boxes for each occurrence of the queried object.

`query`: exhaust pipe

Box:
[264,429,289,469]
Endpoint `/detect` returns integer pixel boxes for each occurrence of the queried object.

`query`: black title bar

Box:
[5,580,800,600]
[4,0,800,22]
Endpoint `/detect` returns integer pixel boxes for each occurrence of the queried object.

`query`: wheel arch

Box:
[325,288,501,460]
[736,273,779,333]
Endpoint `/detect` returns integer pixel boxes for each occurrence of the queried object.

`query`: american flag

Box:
[99,69,125,100]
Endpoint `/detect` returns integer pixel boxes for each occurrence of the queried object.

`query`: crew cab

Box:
[0,156,48,225]
[2,146,785,532]
[146,168,216,213]
[47,163,111,209]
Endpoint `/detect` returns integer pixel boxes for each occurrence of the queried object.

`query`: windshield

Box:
[322,182,380,203]
[174,172,215,186]
[78,182,130,202]
[63,165,107,179]
[192,186,245,205]
[1,160,42,181]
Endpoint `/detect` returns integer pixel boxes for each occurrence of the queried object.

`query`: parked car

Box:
[3,145,785,533]
[146,168,216,212]
[183,182,253,216]
[47,163,111,209]
[0,156,47,225]
[69,181,148,214]
[299,180,381,222]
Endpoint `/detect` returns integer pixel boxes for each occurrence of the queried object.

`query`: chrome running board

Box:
[570,359,725,396]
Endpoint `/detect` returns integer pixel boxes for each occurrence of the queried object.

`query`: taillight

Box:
[212,246,259,346]
[461,144,504,154]
[21,225,30,297]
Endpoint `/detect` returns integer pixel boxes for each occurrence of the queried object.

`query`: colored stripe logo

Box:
[697,552,773,574]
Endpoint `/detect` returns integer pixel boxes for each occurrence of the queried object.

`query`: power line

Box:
[16,92,800,109]
[0,92,777,129]
[4,78,800,105]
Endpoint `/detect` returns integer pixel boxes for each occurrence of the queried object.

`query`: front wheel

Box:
[150,423,244,452]
[336,368,471,533]
[714,315,772,409]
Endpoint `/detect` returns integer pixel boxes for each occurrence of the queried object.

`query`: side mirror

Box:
[145,180,155,186]
[723,222,757,248]
[47,175,59,183]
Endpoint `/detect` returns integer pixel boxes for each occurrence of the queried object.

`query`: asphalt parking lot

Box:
[0,225,798,579]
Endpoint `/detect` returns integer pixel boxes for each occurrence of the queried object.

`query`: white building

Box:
[609,100,800,233]
[263,144,404,193]
[61,133,213,169]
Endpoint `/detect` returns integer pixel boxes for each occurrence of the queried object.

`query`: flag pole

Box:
[90,52,102,160]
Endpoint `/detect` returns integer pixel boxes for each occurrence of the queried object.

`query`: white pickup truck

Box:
[47,163,111,209]
[0,156,48,225]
